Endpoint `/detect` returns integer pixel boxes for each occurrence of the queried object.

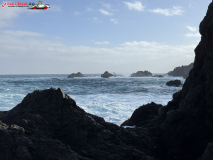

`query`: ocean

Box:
[0,74,184,125]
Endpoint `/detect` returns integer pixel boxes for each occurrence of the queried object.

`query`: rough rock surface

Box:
[101,71,115,78]
[0,88,157,160]
[167,63,194,79]
[68,72,85,78]
[122,1,213,159]
[131,71,152,77]
[121,102,162,127]
[166,80,182,87]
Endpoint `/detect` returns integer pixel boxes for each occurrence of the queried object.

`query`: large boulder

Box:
[0,88,155,160]
[68,72,85,78]
[101,71,115,78]
[131,71,152,77]
[166,80,182,87]
[167,63,194,79]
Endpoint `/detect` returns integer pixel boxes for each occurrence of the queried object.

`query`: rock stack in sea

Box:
[101,71,115,78]
[167,63,194,79]
[166,79,182,87]
[67,72,85,78]
[131,70,152,77]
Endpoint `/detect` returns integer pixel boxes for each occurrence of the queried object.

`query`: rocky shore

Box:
[1,1,213,160]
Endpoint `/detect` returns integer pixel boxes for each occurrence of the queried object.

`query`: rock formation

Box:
[123,1,213,159]
[67,72,85,78]
[101,71,115,78]
[166,80,182,87]
[167,63,194,79]
[131,71,152,77]
[152,74,164,78]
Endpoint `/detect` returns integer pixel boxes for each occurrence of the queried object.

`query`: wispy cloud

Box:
[74,11,81,15]
[95,41,110,45]
[110,19,118,24]
[2,30,44,37]
[99,9,113,16]
[186,26,197,32]
[185,33,201,37]
[92,17,101,22]
[86,7,93,12]
[149,6,184,16]
[123,1,145,11]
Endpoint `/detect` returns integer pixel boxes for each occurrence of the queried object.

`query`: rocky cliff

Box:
[167,63,193,79]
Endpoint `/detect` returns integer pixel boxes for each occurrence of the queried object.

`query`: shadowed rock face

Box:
[167,63,194,79]
[0,88,157,160]
[166,80,182,87]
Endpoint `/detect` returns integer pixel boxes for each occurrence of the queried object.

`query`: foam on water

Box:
[0,74,184,125]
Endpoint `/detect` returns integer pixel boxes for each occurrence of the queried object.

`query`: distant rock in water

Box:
[101,71,115,78]
[67,72,85,78]
[131,70,152,77]
[167,63,194,79]
[166,80,182,87]
[152,74,164,78]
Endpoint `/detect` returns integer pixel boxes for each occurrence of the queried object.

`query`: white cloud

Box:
[74,11,81,15]
[123,1,145,11]
[0,31,196,73]
[102,3,112,10]
[99,9,113,16]
[185,32,201,37]
[186,26,197,32]
[86,7,93,12]
[94,41,110,45]
[2,30,44,37]
[92,17,101,22]
[110,19,118,24]
[149,6,184,16]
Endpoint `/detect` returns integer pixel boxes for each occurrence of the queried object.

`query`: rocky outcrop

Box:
[68,72,85,78]
[167,63,194,79]
[101,71,115,78]
[166,80,182,87]
[131,71,152,77]
[0,88,157,160]
[152,74,164,78]
[122,1,213,159]
[121,102,162,127]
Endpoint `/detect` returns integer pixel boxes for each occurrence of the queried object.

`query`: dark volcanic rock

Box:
[68,72,85,78]
[0,88,156,160]
[166,80,182,87]
[121,102,162,127]
[131,71,152,77]
[167,63,194,79]
[122,1,213,159]
[101,71,115,78]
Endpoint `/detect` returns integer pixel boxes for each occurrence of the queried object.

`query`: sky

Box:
[0,0,211,74]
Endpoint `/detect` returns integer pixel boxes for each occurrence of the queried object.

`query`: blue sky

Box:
[0,0,211,74]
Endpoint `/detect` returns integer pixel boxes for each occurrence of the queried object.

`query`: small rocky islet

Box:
[1,1,213,159]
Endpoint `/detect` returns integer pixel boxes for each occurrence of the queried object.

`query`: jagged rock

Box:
[167,63,194,79]
[101,71,115,78]
[121,102,162,127]
[166,80,182,87]
[0,88,156,160]
[131,71,152,77]
[68,72,85,78]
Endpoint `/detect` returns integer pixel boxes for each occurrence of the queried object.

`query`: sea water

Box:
[0,74,184,125]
